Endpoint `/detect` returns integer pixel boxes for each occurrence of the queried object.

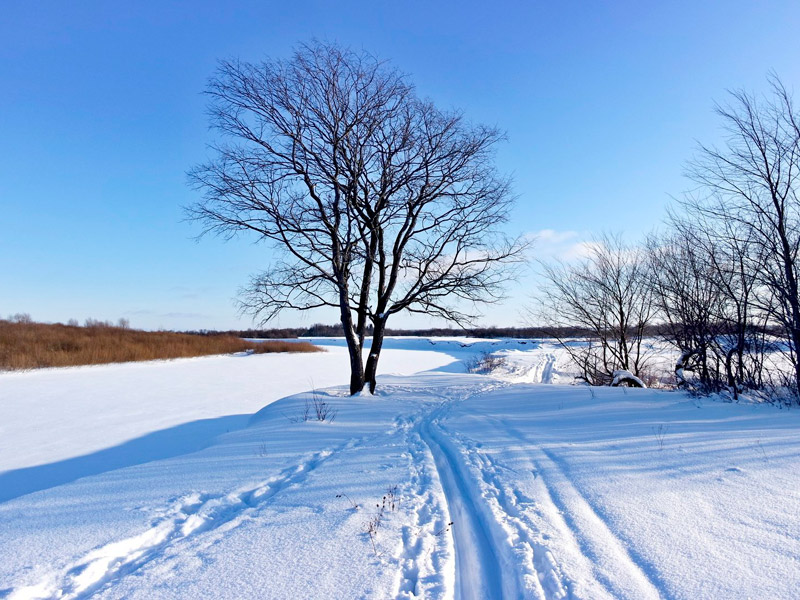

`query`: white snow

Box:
[2,338,800,599]
[611,369,647,388]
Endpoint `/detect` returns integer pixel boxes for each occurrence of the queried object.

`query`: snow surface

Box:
[2,338,799,599]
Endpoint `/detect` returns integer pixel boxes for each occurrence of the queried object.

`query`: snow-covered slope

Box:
[2,339,799,599]
[0,341,454,501]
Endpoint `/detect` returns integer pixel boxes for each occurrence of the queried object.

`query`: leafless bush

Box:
[465,352,508,374]
[311,391,337,422]
[287,390,337,423]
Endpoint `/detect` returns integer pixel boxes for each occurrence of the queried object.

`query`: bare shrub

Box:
[465,352,508,374]
[311,390,337,422]
[287,390,337,423]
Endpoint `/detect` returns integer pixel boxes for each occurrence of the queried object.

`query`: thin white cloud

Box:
[526,229,595,262]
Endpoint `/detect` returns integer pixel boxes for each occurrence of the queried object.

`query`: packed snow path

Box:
[3,340,800,599]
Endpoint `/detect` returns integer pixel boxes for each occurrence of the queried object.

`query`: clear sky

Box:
[3,1,800,330]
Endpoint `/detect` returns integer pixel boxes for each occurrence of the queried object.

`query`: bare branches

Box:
[535,233,655,385]
[681,75,800,397]
[188,41,523,394]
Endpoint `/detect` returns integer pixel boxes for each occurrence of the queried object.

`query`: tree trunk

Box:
[725,346,739,401]
[364,318,387,394]
[338,292,365,395]
[347,343,365,395]
[776,210,800,396]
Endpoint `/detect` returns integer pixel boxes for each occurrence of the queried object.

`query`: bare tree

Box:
[647,225,730,393]
[686,74,800,396]
[651,209,772,397]
[535,233,655,385]
[189,42,524,394]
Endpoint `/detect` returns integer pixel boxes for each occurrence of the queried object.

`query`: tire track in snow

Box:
[418,418,523,600]
[7,438,363,600]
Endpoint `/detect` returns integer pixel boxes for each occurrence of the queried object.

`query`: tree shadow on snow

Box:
[0,414,248,504]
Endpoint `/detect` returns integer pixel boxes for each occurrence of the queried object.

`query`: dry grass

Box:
[0,320,323,371]
[249,339,322,354]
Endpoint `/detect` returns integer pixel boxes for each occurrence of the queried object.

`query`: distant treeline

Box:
[183,323,683,340]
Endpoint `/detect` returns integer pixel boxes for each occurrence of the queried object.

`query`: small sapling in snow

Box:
[652,424,669,451]
[256,442,269,458]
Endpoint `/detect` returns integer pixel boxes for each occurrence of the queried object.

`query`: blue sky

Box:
[2,1,799,330]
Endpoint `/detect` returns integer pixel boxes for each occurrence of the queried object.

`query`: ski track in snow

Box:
[7,437,369,600]
[419,418,514,600]
[540,354,556,384]
[405,380,527,600]
[531,445,665,599]
[406,380,667,600]
[529,353,556,384]
[447,431,572,599]
[388,378,650,600]
[387,379,511,599]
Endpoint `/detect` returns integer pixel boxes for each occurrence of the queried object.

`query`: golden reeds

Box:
[0,321,322,370]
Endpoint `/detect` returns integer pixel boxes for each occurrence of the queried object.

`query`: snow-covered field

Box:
[2,338,799,599]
